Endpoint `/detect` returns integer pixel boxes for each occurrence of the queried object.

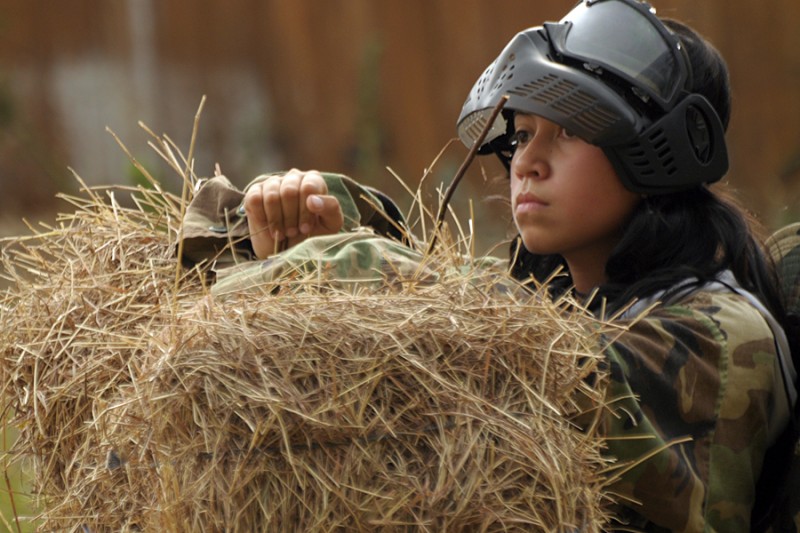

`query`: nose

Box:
[511,134,551,181]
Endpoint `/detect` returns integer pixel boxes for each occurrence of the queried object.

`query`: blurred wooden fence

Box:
[0,0,799,246]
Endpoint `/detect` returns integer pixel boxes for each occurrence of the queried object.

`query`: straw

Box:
[0,123,618,532]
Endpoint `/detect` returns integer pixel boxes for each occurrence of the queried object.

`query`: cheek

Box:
[580,183,641,233]
[570,151,631,200]
[509,177,521,207]
[559,151,640,231]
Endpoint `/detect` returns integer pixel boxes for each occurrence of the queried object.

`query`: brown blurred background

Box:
[0,0,799,253]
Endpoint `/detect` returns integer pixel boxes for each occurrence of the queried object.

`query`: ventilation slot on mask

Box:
[460,114,490,144]
[465,62,497,106]
[621,128,678,178]
[508,74,621,138]
[491,57,517,93]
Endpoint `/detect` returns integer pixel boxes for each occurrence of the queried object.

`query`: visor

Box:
[456,27,644,151]
[551,0,690,111]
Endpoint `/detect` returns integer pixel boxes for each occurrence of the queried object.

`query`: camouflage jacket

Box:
[604,289,794,532]
[180,173,799,532]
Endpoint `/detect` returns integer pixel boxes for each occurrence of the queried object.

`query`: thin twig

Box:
[426,95,508,255]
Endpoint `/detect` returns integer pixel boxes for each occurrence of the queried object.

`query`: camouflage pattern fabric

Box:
[180,173,793,532]
[210,230,436,295]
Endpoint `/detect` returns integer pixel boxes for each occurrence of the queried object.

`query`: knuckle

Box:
[265,176,282,189]
[300,177,324,195]
[243,190,262,211]
[281,180,300,198]
[264,189,282,206]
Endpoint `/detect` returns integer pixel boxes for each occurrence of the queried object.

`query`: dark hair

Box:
[510,19,787,324]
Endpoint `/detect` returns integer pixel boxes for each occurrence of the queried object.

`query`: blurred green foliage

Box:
[1,426,37,533]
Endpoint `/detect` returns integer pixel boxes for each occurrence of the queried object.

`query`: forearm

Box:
[179,172,405,267]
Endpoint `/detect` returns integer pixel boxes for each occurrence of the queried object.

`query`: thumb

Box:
[306,194,344,234]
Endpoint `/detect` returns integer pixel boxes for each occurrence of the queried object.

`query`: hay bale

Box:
[1,183,615,531]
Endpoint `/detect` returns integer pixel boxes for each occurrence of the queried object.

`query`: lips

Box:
[515,192,548,214]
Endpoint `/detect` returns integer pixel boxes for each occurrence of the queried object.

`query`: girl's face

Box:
[510,113,641,284]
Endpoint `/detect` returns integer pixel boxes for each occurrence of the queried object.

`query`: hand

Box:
[243,169,344,259]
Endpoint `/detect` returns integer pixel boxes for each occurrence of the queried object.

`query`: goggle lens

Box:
[559,1,684,106]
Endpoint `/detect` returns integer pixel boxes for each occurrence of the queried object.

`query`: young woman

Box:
[461,5,798,528]
[183,0,799,529]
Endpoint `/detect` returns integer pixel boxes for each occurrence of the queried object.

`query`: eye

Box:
[508,130,532,149]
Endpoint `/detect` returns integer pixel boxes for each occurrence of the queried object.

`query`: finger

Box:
[306,194,344,236]
[279,169,303,239]
[244,177,283,259]
[298,170,328,235]
[244,182,275,259]
[260,175,285,241]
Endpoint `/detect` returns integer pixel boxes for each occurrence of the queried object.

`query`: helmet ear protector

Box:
[456,0,728,195]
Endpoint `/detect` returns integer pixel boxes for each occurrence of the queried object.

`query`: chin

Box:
[518,235,556,256]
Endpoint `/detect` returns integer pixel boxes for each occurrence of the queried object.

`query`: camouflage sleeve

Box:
[602,291,780,531]
[179,172,405,268]
[210,231,430,296]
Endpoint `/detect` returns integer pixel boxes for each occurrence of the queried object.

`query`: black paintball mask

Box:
[456,0,728,194]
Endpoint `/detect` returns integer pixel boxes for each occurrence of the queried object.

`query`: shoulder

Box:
[607,289,778,400]
[617,289,774,355]
[605,288,779,438]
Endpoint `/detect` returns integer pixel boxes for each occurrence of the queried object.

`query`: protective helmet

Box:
[456,0,728,194]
